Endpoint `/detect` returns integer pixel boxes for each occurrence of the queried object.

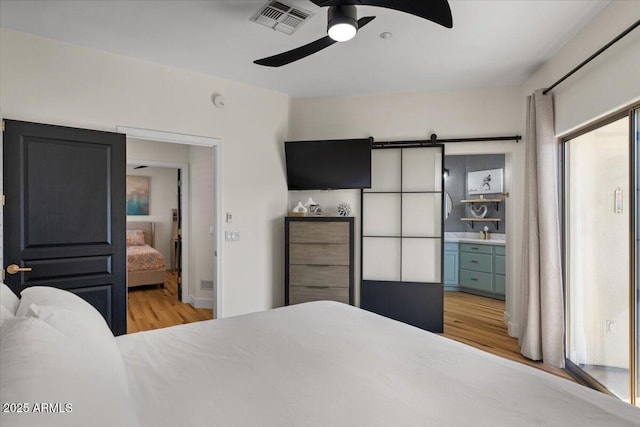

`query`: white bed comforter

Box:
[117,301,640,427]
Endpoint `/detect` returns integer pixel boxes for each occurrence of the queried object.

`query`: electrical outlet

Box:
[225,231,240,241]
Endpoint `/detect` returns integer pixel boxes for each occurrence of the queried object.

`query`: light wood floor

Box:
[127,271,213,334]
[443,291,575,382]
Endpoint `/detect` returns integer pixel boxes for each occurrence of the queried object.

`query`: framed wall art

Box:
[126,175,150,215]
[467,168,503,195]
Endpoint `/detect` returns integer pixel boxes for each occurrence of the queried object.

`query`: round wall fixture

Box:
[213,94,226,108]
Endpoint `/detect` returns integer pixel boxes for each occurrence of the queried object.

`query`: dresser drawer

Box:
[289,265,349,288]
[459,269,493,292]
[459,252,492,273]
[494,255,505,275]
[289,243,349,265]
[289,285,349,305]
[289,221,350,243]
[494,245,505,256]
[289,243,350,265]
[460,243,493,254]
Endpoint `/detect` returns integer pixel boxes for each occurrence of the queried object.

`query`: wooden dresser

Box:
[285,216,354,306]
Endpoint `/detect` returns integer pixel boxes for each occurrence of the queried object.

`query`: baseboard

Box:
[502,311,519,337]
[507,321,520,338]
[189,295,214,309]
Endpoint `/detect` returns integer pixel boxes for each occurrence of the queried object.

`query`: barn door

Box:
[3,119,127,335]
[361,145,444,332]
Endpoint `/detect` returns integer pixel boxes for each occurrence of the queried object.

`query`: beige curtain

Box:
[519,89,565,368]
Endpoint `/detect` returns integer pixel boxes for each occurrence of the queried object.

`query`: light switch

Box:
[226,212,233,223]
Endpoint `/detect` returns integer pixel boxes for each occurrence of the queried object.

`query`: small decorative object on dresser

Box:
[289,202,308,217]
[292,202,307,213]
[337,202,352,217]
[304,197,316,210]
[309,204,323,215]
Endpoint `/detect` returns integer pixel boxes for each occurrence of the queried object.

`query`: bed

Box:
[1,284,639,427]
[126,222,167,288]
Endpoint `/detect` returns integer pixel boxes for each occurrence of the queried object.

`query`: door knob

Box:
[6,264,33,275]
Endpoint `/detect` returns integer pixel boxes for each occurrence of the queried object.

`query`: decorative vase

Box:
[293,202,307,213]
[304,197,316,210]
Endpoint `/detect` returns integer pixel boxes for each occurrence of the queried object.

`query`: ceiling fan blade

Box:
[308,0,453,28]
[254,16,376,67]
[254,35,336,67]
[357,15,376,28]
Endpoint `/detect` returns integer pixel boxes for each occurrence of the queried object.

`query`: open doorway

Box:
[125,163,211,332]
[442,153,515,358]
[119,126,222,333]
[443,154,506,299]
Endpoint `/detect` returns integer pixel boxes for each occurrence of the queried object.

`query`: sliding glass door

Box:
[564,105,639,405]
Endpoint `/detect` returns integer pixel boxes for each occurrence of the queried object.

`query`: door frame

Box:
[117,126,223,318]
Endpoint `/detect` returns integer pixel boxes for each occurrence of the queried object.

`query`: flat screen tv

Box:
[285,138,372,190]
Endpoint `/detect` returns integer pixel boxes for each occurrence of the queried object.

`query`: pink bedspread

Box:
[127,245,165,272]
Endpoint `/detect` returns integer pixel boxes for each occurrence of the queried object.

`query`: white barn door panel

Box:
[361,145,444,332]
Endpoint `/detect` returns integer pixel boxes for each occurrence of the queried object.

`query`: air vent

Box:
[251,0,314,35]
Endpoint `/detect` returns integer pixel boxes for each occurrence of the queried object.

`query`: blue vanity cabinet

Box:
[494,245,506,295]
[444,242,459,289]
[458,243,505,300]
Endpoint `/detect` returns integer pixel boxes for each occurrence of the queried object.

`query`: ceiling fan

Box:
[254,0,453,67]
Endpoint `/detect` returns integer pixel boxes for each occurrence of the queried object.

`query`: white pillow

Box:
[0,305,14,327]
[0,317,141,427]
[17,286,130,396]
[0,283,19,315]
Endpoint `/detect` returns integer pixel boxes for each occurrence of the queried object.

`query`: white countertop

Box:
[444,232,505,246]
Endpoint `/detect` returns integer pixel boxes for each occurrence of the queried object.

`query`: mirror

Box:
[444,192,453,220]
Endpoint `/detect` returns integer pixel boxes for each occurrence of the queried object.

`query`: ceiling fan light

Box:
[328,22,357,42]
[327,5,357,42]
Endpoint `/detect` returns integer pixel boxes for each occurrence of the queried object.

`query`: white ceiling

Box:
[0,0,610,98]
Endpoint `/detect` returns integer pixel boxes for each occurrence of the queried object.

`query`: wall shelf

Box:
[461,217,502,230]
[461,198,502,210]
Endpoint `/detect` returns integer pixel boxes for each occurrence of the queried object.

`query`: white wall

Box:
[189,146,215,303]
[523,0,640,135]
[289,86,524,324]
[126,165,178,262]
[0,29,290,318]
